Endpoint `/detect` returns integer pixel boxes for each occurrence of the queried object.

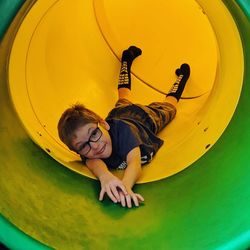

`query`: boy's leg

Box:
[165,63,190,107]
[145,64,190,133]
[165,96,178,107]
[117,46,142,100]
[118,88,132,100]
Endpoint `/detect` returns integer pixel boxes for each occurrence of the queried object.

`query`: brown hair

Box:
[57,104,102,149]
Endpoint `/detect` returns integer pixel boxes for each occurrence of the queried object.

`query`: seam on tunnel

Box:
[92,0,207,100]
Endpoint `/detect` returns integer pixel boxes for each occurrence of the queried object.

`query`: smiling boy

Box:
[58,46,190,208]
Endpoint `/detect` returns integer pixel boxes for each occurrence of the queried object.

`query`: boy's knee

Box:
[148,102,177,132]
[115,98,133,107]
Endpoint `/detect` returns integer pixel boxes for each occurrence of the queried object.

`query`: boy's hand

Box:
[99,172,128,203]
[118,187,144,208]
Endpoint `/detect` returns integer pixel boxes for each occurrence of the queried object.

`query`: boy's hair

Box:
[58,104,102,149]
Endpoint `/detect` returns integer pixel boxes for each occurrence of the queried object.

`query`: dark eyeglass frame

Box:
[76,125,102,156]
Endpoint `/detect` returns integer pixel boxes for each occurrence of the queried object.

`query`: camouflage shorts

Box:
[109,98,177,134]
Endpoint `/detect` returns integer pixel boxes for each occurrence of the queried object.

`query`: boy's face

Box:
[71,121,112,159]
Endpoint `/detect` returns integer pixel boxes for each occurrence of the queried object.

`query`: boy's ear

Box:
[99,119,110,130]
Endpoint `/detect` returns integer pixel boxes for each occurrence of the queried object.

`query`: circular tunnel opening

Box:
[8,0,243,183]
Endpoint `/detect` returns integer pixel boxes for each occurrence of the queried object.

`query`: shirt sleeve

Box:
[116,120,142,159]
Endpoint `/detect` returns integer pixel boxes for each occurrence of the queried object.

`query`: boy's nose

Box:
[89,141,99,150]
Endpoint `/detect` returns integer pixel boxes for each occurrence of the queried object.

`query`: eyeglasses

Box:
[76,126,103,156]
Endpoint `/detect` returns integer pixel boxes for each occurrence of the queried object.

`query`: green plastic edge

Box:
[0,0,249,249]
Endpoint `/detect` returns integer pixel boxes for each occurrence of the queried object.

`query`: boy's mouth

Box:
[96,144,106,155]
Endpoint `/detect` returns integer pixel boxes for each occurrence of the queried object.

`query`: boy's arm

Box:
[121,147,144,207]
[86,158,127,203]
[123,146,142,189]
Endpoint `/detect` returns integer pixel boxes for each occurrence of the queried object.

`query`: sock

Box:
[166,63,190,101]
[118,46,142,90]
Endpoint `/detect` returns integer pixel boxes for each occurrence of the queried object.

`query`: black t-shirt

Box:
[103,105,164,170]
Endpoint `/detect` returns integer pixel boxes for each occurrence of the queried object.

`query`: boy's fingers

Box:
[110,185,120,202]
[125,194,132,208]
[117,183,128,196]
[119,192,126,207]
[99,189,105,201]
[136,194,145,202]
[132,195,139,207]
[106,187,118,203]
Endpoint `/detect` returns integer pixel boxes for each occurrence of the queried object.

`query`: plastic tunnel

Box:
[0,0,250,249]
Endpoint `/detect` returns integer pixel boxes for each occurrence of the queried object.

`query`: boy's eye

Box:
[90,128,99,139]
[78,142,88,152]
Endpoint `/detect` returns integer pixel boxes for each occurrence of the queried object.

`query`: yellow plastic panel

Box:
[8,0,243,183]
[94,0,217,97]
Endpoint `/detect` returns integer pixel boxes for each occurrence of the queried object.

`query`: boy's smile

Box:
[71,121,112,159]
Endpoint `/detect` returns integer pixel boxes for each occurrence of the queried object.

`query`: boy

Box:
[58,46,190,208]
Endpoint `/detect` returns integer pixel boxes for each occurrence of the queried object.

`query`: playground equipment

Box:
[0,0,250,249]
